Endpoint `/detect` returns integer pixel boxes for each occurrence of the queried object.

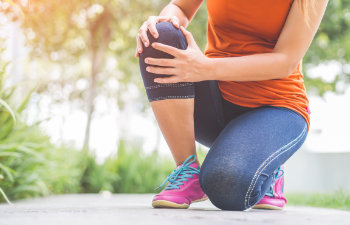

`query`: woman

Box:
[136,0,328,211]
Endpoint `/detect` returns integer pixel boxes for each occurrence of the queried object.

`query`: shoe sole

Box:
[252,204,284,210]
[152,196,208,209]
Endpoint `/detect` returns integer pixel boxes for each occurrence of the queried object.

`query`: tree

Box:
[7,0,168,150]
[3,0,350,150]
[302,0,350,95]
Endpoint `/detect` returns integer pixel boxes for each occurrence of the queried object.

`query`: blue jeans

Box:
[139,22,308,211]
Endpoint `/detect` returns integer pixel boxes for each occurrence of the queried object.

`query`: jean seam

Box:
[149,95,195,102]
[244,124,307,209]
[146,83,193,90]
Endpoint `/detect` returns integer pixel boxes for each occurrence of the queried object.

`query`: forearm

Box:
[159,4,190,27]
[206,53,298,81]
[159,0,203,28]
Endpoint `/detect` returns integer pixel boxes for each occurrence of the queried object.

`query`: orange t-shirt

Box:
[205,0,310,129]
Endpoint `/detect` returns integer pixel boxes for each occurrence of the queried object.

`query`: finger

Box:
[180,26,195,47]
[152,42,182,57]
[170,16,179,28]
[146,66,175,75]
[148,22,159,39]
[158,16,179,28]
[154,76,181,84]
[139,24,150,47]
[135,35,143,57]
[158,16,172,22]
[145,57,175,67]
[148,17,159,38]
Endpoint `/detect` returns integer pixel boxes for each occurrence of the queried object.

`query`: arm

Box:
[207,0,329,81]
[136,0,202,56]
[145,0,329,83]
[159,0,203,28]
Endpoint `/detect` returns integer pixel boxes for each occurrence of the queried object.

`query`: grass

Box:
[286,191,350,211]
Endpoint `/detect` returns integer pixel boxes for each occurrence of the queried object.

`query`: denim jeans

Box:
[139,22,308,211]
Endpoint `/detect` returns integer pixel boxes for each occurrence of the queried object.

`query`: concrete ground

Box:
[0,194,349,225]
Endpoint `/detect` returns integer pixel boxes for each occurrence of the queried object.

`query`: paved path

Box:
[0,194,349,225]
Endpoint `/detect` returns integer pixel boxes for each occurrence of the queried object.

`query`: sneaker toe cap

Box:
[153,194,190,205]
[256,196,287,208]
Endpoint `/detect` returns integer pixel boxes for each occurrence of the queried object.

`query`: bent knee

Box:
[199,163,251,211]
[144,22,187,51]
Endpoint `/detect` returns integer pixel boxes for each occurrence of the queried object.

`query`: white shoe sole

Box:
[252,204,284,210]
[152,196,208,209]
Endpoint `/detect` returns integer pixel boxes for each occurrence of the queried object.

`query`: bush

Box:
[79,140,209,194]
[80,139,174,193]
[0,54,208,202]
[0,58,84,203]
[286,190,350,211]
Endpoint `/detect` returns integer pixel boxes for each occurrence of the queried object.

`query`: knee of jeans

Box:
[199,161,250,211]
[145,22,187,51]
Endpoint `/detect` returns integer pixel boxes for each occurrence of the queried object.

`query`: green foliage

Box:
[111,140,174,193]
[15,0,350,100]
[14,0,167,110]
[0,56,204,200]
[286,190,350,211]
[303,0,350,94]
[80,139,174,193]
[187,1,208,51]
[0,57,84,203]
[79,140,209,194]
[0,64,47,201]
[79,149,119,193]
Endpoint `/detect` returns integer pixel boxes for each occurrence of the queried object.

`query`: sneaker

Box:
[252,165,287,210]
[152,154,208,209]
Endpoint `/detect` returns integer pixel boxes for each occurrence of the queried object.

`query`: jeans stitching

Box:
[150,95,195,102]
[146,83,193,90]
[244,124,307,208]
[244,124,307,209]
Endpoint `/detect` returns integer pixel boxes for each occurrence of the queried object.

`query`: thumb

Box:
[180,26,196,48]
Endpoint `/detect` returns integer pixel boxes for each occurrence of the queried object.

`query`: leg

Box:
[199,106,308,210]
[193,80,225,148]
[139,23,252,209]
[139,29,211,207]
[193,80,253,148]
[139,22,197,166]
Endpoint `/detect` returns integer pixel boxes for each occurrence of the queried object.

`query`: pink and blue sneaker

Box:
[152,154,208,209]
[252,165,287,210]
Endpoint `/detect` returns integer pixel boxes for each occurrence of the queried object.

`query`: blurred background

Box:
[0,0,349,209]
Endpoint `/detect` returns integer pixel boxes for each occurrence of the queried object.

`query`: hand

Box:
[136,15,180,57]
[144,26,210,83]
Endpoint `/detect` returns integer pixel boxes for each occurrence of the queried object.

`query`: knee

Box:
[199,160,250,211]
[156,22,184,43]
[142,22,187,55]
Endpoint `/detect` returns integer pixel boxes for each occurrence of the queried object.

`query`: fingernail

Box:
[144,58,148,63]
[154,79,159,83]
[145,42,148,47]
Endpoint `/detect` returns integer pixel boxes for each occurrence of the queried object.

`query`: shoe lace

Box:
[154,155,200,191]
[265,166,284,197]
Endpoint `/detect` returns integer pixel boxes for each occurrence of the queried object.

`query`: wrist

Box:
[203,57,216,80]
